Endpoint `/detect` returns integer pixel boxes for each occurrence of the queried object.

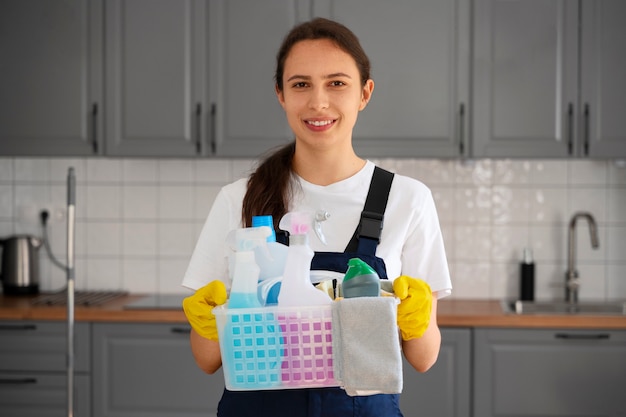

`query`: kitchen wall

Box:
[0,157,625,301]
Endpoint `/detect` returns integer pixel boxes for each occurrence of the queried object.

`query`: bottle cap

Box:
[523,247,533,264]
[343,258,377,282]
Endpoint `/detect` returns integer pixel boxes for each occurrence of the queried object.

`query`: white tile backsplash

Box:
[122,159,158,183]
[0,157,624,301]
[158,185,194,220]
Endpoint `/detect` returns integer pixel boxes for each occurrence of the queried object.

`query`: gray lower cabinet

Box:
[401,328,471,417]
[474,328,626,417]
[0,321,91,417]
[92,322,224,417]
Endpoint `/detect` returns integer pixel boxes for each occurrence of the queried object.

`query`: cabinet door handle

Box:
[555,333,610,340]
[458,103,465,155]
[567,102,574,155]
[210,103,217,155]
[0,324,37,331]
[171,327,191,334]
[0,378,37,385]
[195,103,202,155]
[91,103,99,154]
[583,103,590,156]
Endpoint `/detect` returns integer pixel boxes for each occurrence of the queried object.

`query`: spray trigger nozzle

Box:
[314,210,330,245]
[280,211,329,245]
[227,226,272,253]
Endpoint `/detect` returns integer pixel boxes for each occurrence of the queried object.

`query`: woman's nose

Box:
[308,87,329,110]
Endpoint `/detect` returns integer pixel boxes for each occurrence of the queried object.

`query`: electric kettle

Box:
[0,235,42,295]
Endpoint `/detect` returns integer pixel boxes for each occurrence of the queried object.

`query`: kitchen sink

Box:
[501,300,626,315]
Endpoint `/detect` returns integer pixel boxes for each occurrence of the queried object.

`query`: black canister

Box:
[520,247,535,301]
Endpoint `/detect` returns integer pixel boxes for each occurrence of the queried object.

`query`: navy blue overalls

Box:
[217,167,403,417]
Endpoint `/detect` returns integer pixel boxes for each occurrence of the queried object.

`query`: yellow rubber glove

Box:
[182,280,228,341]
[393,275,433,340]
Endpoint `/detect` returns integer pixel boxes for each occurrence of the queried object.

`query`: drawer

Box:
[0,372,90,417]
[0,321,90,372]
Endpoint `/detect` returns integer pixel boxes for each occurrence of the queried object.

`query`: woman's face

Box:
[276,39,373,153]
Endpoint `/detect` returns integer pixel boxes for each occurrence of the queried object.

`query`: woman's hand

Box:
[393,275,432,340]
[183,281,228,341]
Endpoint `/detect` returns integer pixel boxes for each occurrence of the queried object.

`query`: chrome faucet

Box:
[566,212,599,304]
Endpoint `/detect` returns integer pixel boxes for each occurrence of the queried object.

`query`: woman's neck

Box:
[292,147,366,186]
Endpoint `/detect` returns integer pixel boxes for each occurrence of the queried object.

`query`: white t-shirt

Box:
[182,161,452,298]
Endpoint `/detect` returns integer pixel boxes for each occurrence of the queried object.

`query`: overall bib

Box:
[217,168,403,417]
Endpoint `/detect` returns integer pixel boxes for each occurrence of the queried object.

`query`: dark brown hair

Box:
[242,18,371,228]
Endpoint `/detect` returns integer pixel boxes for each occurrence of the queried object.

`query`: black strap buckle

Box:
[358,210,384,242]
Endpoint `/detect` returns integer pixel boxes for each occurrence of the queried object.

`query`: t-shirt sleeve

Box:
[401,187,452,299]
[181,186,241,291]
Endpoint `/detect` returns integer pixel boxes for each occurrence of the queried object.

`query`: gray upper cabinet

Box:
[580,0,626,158]
[314,0,471,158]
[473,0,626,159]
[472,0,578,158]
[105,0,207,157]
[0,0,103,156]
[207,0,302,157]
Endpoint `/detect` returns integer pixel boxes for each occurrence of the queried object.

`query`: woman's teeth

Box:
[307,120,333,126]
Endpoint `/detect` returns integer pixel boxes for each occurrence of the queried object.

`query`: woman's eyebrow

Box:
[286,72,353,82]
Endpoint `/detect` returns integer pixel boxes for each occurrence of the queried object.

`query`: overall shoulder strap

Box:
[344,166,395,254]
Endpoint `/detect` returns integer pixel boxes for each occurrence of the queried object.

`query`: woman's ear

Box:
[275,84,285,109]
[359,79,374,111]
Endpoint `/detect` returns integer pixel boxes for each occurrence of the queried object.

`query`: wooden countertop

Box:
[1,294,625,329]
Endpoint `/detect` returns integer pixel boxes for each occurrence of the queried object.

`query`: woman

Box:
[182,17,452,417]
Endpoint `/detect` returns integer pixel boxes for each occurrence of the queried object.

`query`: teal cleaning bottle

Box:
[342,258,381,298]
[226,226,271,309]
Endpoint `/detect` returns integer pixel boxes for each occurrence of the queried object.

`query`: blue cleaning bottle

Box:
[277,211,332,307]
[226,226,271,309]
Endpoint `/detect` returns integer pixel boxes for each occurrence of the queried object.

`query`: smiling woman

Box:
[181,17,452,417]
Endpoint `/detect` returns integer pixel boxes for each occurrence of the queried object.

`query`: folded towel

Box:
[331,297,403,396]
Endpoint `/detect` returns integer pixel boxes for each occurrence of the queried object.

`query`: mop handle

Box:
[66,167,76,417]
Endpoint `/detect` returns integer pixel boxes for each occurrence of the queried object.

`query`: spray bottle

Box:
[226,226,271,309]
[277,211,332,307]
[252,215,288,305]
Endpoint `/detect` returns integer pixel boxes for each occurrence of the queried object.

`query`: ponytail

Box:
[242,142,296,229]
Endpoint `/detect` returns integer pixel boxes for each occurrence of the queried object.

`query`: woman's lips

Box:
[304,119,336,132]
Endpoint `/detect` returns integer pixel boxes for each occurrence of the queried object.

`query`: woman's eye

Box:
[292,82,308,88]
[330,81,344,87]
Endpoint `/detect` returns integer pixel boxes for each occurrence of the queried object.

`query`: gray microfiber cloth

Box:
[331,297,403,396]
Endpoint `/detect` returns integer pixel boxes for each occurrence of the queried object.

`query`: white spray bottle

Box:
[277,211,332,307]
[226,226,271,309]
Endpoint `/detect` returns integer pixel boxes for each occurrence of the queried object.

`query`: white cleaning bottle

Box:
[226,226,271,309]
[252,215,289,281]
[277,211,332,307]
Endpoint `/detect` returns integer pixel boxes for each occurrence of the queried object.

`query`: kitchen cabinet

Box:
[580,0,626,158]
[0,0,206,158]
[401,328,471,417]
[0,321,91,417]
[473,328,626,416]
[0,0,103,156]
[314,0,470,158]
[472,0,626,158]
[206,0,301,157]
[92,322,223,417]
[105,0,207,157]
